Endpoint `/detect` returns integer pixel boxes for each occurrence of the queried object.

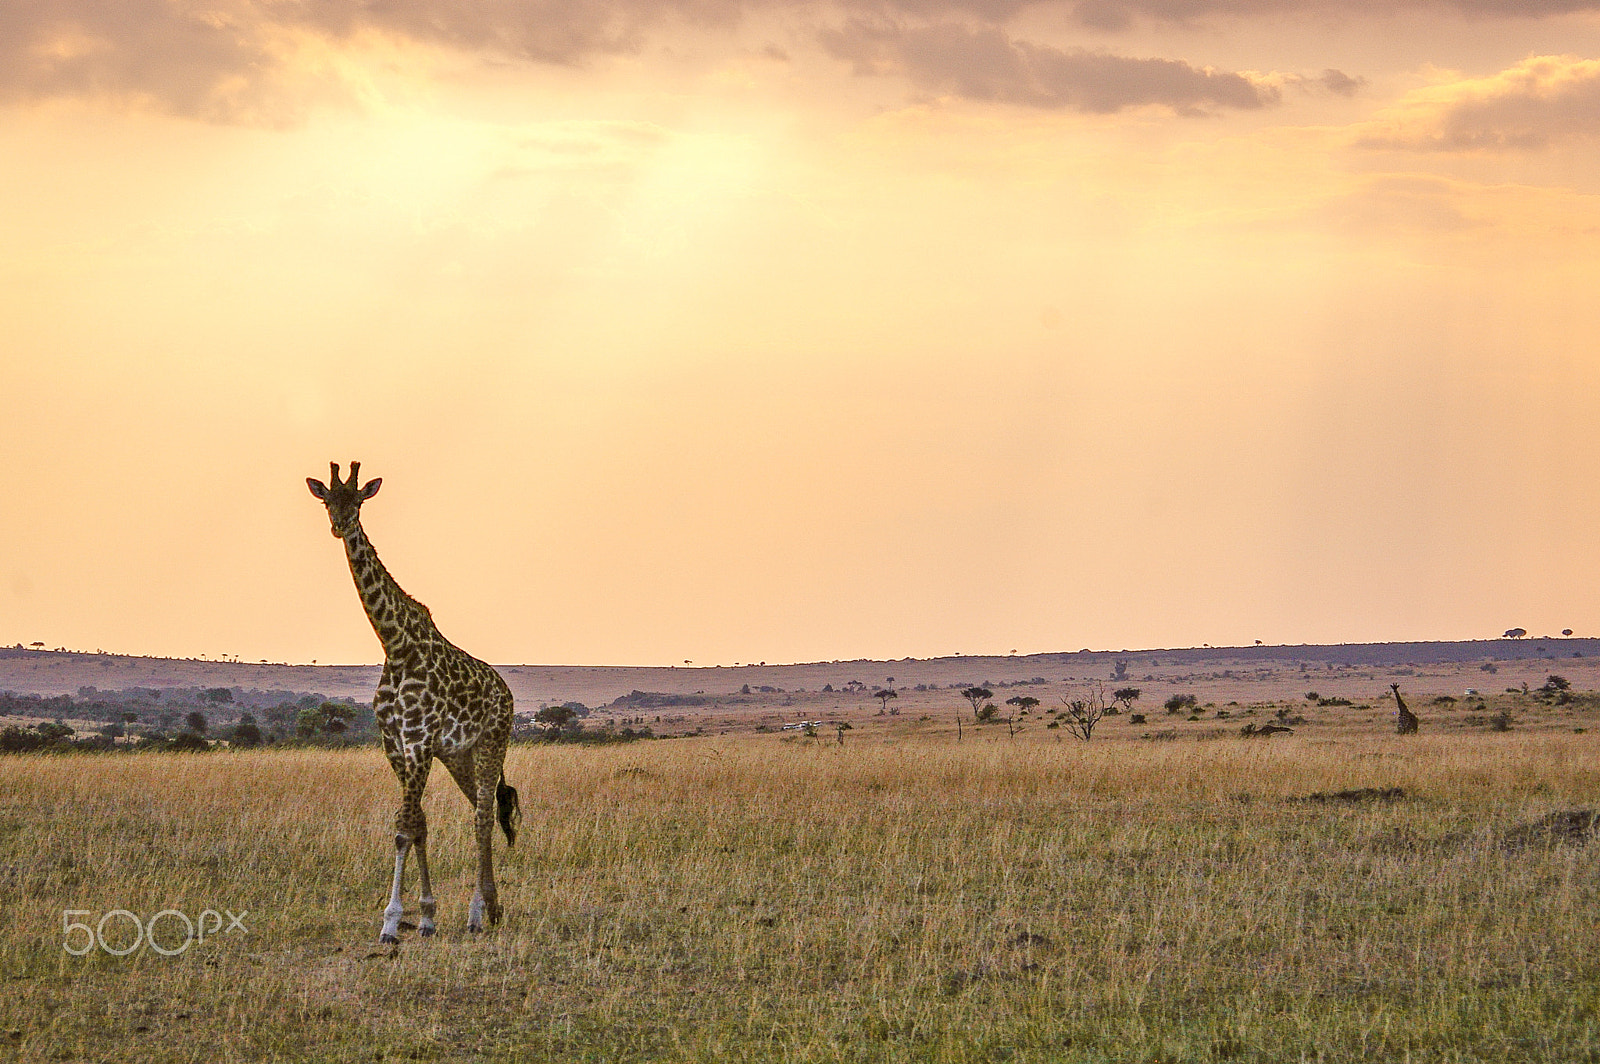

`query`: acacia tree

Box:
[1062,686,1108,741]
[184,711,208,735]
[961,687,993,723]
[1112,687,1142,711]
[1005,695,1040,715]
[535,705,576,728]
[874,688,898,714]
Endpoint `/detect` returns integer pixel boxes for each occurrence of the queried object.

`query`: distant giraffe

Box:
[308,462,519,942]
[1391,683,1419,735]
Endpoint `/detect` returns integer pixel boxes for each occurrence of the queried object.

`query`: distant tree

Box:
[121,712,139,727]
[265,702,298,728]
[1112,687,1142,710]
[1111,660,1129,681]
[295,705,321,739]
[961,687,993,723]
[1005,695,1040,715]
[99,723,124,739]
[320,702,352,735]
[535,706,576,728]
[1541,675,1571,694]
[231,714,263,748]
[1563,629,1575,637]
[203,688,234,704]
[874,689,898,713]
[184,711,208,735]
[1062,687,1108,741]
[1504,628,1528,639]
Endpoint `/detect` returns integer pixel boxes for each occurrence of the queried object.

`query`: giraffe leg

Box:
[469,765,501,932]
[380,838,409,945]
[415,838,436,938]
[380,756,431,944]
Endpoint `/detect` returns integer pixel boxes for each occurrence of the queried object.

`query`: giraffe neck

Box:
[342,524,436,657]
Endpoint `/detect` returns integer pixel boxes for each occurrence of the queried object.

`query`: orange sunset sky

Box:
[4,0,1600,667]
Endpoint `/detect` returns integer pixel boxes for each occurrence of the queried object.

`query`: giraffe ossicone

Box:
[308,461,520,942]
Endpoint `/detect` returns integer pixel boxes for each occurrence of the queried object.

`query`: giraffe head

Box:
[307,461,382,538]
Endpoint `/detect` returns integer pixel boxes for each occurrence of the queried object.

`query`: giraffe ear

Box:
[360,478,382,500]
[307,478,329,500]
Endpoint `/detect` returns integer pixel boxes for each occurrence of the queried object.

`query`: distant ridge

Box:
[0,637,1590,707]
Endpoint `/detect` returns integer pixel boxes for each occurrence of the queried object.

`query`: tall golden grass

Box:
[2,732,1598,1061]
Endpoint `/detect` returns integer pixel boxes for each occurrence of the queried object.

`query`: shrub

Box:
[1164,694,1197,714]
[0,726,55,753]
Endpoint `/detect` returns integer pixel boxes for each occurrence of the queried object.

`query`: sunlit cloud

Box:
[1357,55,1600,151]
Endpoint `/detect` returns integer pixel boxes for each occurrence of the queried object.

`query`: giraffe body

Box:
[1391,683,1419,735]
[309,462,519,942]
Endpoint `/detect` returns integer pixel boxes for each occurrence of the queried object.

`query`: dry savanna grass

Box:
[2,730,1600,1062]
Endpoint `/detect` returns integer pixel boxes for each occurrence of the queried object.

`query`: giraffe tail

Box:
[496,773,521,847]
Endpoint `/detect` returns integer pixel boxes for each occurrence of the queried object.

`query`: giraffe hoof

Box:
[379,934,400,945]
[418,925,435,938]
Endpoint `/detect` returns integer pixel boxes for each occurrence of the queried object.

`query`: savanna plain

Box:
[3,652,1600,1063]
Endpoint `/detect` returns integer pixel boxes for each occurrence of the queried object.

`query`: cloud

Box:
[0,0,303,124]
[0,0,717,123]
[1318,68,1364,96]
[820,19,1277,113]
[1061,0,1600,31]
[1357,55,1600,151]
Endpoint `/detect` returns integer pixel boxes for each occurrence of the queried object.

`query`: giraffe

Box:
[307,462,520,942]
[1391,683,1419,735]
